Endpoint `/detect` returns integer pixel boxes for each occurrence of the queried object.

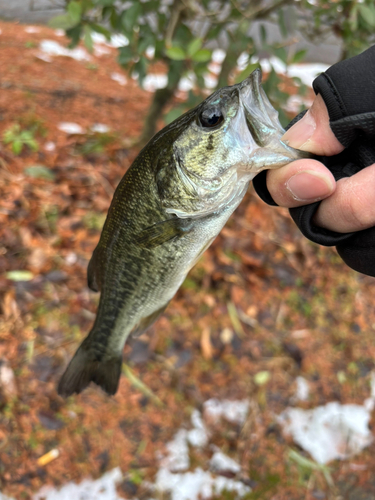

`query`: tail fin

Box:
[58,345,122,397]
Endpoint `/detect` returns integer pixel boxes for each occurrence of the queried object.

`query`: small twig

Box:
[165,0,185,48]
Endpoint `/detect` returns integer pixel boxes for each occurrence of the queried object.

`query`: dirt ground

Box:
[0,20,375,500]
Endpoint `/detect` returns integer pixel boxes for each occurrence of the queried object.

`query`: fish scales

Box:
[58,69,309,397]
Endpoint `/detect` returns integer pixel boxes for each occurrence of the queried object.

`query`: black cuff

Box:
[337,227,375,276]
[313,46,375,147]
[253,46,375,275]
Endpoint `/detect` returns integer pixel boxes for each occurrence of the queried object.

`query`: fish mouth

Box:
[239,68,283,146]
[238,69,311,165]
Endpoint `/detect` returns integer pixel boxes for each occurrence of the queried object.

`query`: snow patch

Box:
[203,398,250,425]
[143,74,168,92]
[94,44,112,57]
[108,34,129,48]
[155,405,251,500]
[207,62,221,75]
[161,429,190,472]
[155,467,250,500]
[25,26,41,34]
[237,52,250,71]
[90,33,129,48]
[38,40,91,62]
[294,376,310,402]
[254,56,329,87]
[111,72,127,86]
[209,451,241,474]
[278,401,374,464]
[58,122,85,134]
[146,46,155,59]
[212,49,226,64]
[178,74,196,92]
[203,74,218,89]
[187,409,209,447]
[44,141,56,152]
[32,468,123,500]
[91,123,111,134]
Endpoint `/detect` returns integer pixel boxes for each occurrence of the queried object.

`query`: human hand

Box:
[266,94,375,233]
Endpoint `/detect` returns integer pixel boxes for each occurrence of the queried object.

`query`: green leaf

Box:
[67,1,82,24]
[66,25,82,47]
[118,46,133,65]
[187,38,202,57]
[234,62,260,84]
[348,4,358,31]
[25,138,39,152]
[278,9,288,38]
[90,23,111,40]
[93,0,115,5]
[83,25,94,53]
[140,0,159,13]
[48,13,78,30]
[174,23,192,44]
[24,165,55,180]
[6,271,34,282]
[12,140,23,155]
[260,24,267,44]
[154,39,165,59]
[206,23,223,40]
[164,108,184,125]
[110,7,118,29]
[3,124,20,143]
[167,60,184,87]
[165,46,186,61]
[273,46,288,65]
[192,48,211,62]
[134,57,148,86]
[138,32,155,54]
[292,49,307,64]
[359,4,375,27]
[122,3,142,33]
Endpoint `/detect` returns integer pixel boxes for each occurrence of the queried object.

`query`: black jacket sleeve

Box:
[253,45,375,276]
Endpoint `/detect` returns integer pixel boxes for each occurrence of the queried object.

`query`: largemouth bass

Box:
[58,69,308,397]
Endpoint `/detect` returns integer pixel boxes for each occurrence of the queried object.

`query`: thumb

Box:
[282,94,345,156]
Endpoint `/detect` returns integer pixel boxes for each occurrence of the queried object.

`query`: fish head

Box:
[155,69,309,218]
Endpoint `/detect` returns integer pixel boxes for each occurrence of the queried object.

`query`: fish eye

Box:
[198,107,224,128]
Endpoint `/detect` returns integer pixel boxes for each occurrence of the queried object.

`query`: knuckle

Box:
[345,188,373,231]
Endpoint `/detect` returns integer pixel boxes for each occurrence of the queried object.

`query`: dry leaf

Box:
[201,327,213,360]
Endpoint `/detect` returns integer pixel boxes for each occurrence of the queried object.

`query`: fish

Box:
[58,69,309,397]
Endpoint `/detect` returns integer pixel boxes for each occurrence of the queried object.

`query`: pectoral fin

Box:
[135,218,192,249]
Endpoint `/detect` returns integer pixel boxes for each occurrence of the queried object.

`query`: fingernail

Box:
[281,110,316,149]
[286,171,334,202]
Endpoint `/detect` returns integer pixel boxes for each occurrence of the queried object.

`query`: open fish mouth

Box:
[239,68,311,164]
[239,68,284,146]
